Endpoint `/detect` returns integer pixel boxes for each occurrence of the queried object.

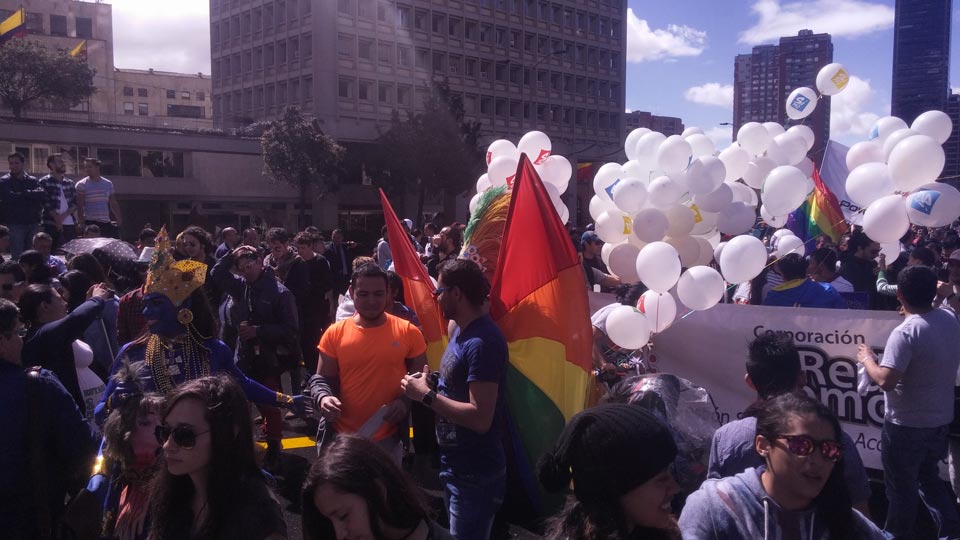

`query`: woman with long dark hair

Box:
[148,375,286,540]
[60,269,121,377]
[301,435,450,540]
[679,393,883,539]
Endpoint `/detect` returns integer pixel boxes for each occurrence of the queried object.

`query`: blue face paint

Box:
[142,293,186,338]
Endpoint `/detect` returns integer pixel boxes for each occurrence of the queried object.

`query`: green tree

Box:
[0,39,97,119]
[261,107,345,228]
[372,81,484,224]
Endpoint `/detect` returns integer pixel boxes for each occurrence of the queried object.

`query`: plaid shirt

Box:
[38,174,78,227]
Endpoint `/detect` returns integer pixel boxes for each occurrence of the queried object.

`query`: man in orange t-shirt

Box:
[310,263,426,459]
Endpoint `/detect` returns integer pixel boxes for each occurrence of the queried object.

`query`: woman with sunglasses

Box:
[149,374,286,540]
[679,392,883,540]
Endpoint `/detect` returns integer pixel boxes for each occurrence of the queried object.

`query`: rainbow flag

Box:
[490,155,593,513]
[0,8,26,45]
[785,165,848,243]
[378,189,448,369]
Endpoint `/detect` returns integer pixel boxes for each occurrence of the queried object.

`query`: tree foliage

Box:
[261,107,345,225]
[0,39,97,118]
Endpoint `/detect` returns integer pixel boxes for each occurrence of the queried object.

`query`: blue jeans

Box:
[8,223,37,259]
[440,469,505,540]
[882,422,960,540]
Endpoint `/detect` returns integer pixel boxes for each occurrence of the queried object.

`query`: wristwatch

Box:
[422,390,437,407]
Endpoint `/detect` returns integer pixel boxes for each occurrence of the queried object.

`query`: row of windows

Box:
[0,10,94,39]
[211,0,311,48]
[212,34,312,81]
[122,102,207,119]
[122,87,206,101]
[214,77,314,115]
[0,143,185,179]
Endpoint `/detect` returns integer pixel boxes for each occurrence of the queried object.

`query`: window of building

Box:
[303,77,312,101]
[301,0,311,16]
[480,60,491,79]
[253,8,262,31]
[510,65,521,84]
[25,12,43,34]
[611,19,621,38]
[378,42,392,63]
[137,88,148,98]
[358,0,374,18]
[289,78,300,101]
[301,34,312,57]
[397,5,411,28]
[495,98,506,117]
[432,13,445,34]
[277,41,287,63]
[166,89,176,99]
[397,85,410,105]
[449,54,461,74]
[358,80,372,101]
[242,12,251,35]
[338,34,353,56]
[415,48,429,69]
[414,9,427,30]
[197,92,205,101]
[265,43,275,65]
[397,45,410,66]
[254,87,263,108]
[278,82,287,102]
[358,39,373,60]
[338,77,353,98]
[168,104,205,118]
[464,20,477,40]
[495,62,507,82]
[181,91,191,100]
[480,96,492,115]
[432,51,445,73]
[264,3,275,27]
[378,82,392,103]
[138,103,149,116]
[480,24,492,43]
[50,15,67,37]
[266,84,276,108]
[465,57,477,78]
[123,102,134,115]
[122,87,134,97]
[254,47,263,70]
[275,1,286,26]
[464,94,476,113]
[448,17,461,38]
[289,37,299,60]
[377,3,387,22]
[338,0,353,15]
[495,27,505,46]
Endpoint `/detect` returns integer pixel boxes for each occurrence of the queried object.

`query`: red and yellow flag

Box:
[378,189,448,369]
[69,40,87,60]
[0,8,26,45]
[490,155,593,511]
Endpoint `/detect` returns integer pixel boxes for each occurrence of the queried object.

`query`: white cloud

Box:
[830,75,882,138]
[739,0,894,45]
[684,83,734,109]
[626,8,707,63]
[705,126,733,150]
[110,0,211,73]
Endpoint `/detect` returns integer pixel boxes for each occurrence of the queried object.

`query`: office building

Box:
[625,110,684,136]
[891,0,951,125]
[114,69,213,129]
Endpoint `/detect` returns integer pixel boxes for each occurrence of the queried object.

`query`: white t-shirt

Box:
[73,339,104,426]
[57,183,74,225]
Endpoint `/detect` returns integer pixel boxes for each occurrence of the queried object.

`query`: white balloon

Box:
[713,241,727,264]
[486,139,519,166]
[686,134,716,159]
[862,195,910,244]
[845,162,895,208]
[719,235,768,284]
[469,193,481,215]
[763,122,786,138]
[635,241,682,293]
[476,174,491,193]
[762,166,810,216]
[775,234,806,258]
[595,210,631,244]
[911,110,953,144]
[879,242,901,263]
[589,195,617,221]
[869,116,909,145]
[624,128,651,161]
[690,206,720,235]
[771,228,796,243]
[637,291,677,333]
[693,236,715,266]
[607,243,642,283]
[539,155,572,193]
[845,141,885,172]
[558,204,569,224]
[743,157,777,190]
[686,156,726,195]
[787,125,816,151]
[729,181,759,207]
[627,234,648,250]
[816,63,850,96]
[593,162,624,203]
[888,134,946,192]
[657,135,694,175]
[785,87,818,120]
[882,129,918,162]
[635,132,668,171]
[612,177,648,214]
[664,205,697,237]
[719,144,750,183]
[677,266,725,311]
[698,229,722,248]
[681,127,705,137]
[622,160,651,184]
[600,242,616,268]
[517,130,552,165]
[905,183,960,227]
[765,137,790,166]
[604,305,651,349]
[487,155,519,187]
[760,205,788,227]
[717,201,757,235]
[694,183,734,213]
[737,122,772,156]
[773,132,809,166]
[647,176,684,207]
[632,208,669,243]
[666,235,701,268]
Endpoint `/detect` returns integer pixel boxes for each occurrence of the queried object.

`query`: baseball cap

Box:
[581,231,601,246]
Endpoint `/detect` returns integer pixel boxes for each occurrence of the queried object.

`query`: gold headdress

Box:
[145,226,207,307]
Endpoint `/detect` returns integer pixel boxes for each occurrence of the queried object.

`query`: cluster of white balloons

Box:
[845,112,960,244]
[472,130,573,223]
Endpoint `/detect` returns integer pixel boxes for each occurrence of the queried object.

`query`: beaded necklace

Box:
[146,331,212,395]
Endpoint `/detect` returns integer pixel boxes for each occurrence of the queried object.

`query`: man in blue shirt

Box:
[764,253,847,309]
[401,259,508,540]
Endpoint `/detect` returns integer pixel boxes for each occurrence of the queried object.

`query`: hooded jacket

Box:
[678,467,884,540]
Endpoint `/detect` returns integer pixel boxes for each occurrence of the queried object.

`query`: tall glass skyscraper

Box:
[891,0,952,124]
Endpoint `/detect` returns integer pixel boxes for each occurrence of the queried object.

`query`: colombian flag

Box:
[0,8,26,45]
[785,165,848,243]
[490,155,593,512]
[378,189,448,369]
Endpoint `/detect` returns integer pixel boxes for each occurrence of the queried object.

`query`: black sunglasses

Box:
[775,434,843,462]
[155,425,210,450]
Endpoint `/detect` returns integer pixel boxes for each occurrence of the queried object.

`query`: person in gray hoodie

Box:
[679,393,884,540]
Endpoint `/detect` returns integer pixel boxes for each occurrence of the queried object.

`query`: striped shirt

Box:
[76,176,114,222]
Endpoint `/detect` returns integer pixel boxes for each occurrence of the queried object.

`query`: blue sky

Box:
[109,0,958,148]
[624,0,960,147]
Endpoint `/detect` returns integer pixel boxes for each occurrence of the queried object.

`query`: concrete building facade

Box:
[625,110,684,136]
[891,0,952,125]
[113,69,213,130]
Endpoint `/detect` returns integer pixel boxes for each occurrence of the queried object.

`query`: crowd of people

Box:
[2,147,960,540]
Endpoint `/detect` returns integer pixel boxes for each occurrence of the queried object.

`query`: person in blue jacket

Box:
[764,253,847,309]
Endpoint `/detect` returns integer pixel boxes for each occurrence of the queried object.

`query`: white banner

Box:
[820,140,863,226]
[650,304,903,470]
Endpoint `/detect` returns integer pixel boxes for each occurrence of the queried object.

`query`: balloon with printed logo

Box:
[685,133,716,159]
[487,155,519,188]
[589,195,618,221]
[694,183,734,213]
[637,291,677,333]
[485,139,519,166]
[678,266,725,311]
[737,122,772,156]
[666,235,701,268]
[538,155,572,193]
[774,132,808,165]
[845,141,884,172]
[862,194,910,244]
[787,125,816,151]
[719,234,768,284]
[612,177,648,214]
[763,122,786,138]
[774,234,806,258]
[664,205,697,237]
[717,201,756,235]
[624,128,652,161]
[635,131,668,171]
[635,241,682,293]
[686,156,726,195]
[647,175,684,208]
[845,162,895,208]
[887,134,946,192]
[761,166,809,216]
[631,208,669,244]
[657,135,694,175]
[905,183,960,228]
[729,181,759,207]
[815,63,850,96]
[719,144,750,183]
[607,243,642,283]
[869,116,908,145]
[759,205,787,228]
[742,157,777,190]
[476,174,491,193]
[605,305,651,349]
[517,130,552,165]
[911,110,954,145]
[593,162,623,203]
[595,210,632,244]
[785,87,819,120]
